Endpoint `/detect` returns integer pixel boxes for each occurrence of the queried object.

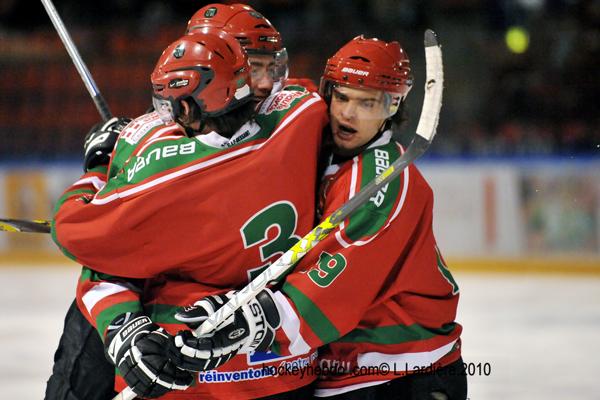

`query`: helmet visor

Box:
[248,48,289,84]
[327,83,402,121]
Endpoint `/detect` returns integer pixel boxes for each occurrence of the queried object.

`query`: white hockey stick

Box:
[114,29,443,400]
[40,0,112,121]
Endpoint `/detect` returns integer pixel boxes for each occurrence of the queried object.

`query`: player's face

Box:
[329,86,387,155]
[249,54,277,103]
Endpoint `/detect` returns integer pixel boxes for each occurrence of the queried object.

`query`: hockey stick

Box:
[113,28,443,400]
[0,218,51,233]
[0,1,114,235]
[40,0,112,121]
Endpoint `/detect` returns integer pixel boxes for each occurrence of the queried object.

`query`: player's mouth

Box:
[335,123,358,140]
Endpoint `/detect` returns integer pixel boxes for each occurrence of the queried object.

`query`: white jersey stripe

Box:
[313,380,390,397]
[73,176,106,191]
[315,339,457,397]
[81,282,129,314]
[335,140,409,248]
[272,291,311,356]
[357,338,458,370]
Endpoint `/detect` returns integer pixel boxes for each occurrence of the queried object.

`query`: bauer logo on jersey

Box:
[369,149,391,207]
[126,141,196,182]
[261,90,305,115]
[341,67,369,77]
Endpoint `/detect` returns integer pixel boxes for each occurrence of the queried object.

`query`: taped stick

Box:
[0,219,51,234]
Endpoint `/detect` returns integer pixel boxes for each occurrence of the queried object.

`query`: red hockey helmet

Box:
[320,35,413,117]
[187,3,287,83]
[151,30,252,124]
[187,3,282,54]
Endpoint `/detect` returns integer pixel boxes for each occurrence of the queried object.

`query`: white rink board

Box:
[2,160,599,259]
[0,266,599,400]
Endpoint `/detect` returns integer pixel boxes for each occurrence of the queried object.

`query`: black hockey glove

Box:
[83,116,131,172]
[169,289,281,372]
[105,312,193,398]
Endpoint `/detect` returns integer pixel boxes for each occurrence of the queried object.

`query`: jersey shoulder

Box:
[331,139,418,243]
[283,77,318,93]
[255,88,325,132]
[109,112,178,175]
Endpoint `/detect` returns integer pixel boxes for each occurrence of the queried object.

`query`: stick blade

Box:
[424,29,439,47]
[0,219,51,234]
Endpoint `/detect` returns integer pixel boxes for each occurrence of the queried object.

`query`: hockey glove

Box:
[83,116,131,172]
[105,312,193,398]
[169,289,281,372]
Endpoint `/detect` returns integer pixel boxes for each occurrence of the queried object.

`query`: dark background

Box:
[0,0,598,160]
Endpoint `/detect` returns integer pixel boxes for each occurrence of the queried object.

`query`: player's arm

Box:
[76,267,193,398]
[51,117,185,278]
[52,118,130,259]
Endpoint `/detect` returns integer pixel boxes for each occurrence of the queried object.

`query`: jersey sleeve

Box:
[270,144,446,355]
[76,267,144,340]
[50,164,108,260]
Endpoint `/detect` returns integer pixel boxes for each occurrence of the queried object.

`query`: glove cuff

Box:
[105,314,154,365]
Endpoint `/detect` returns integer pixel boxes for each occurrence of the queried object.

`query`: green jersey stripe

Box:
[145,303,182,325]
[345,143,402,241]
[95,300,143,339]
[337,322,458,345]
[282,282,340,344]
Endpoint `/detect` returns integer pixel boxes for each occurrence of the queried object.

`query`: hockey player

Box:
[45,4,318,400]
[186,3,289,102]
[171,36,467,399]
[51,29,327,399]
[186,3,318,96]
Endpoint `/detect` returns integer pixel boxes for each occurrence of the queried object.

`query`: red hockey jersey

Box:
[269,131,463,397]
[53,89,328,399]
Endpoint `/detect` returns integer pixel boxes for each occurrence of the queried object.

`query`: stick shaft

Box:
[40,0,112,121]
[0,219,50,233]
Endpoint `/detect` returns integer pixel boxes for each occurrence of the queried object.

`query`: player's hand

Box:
[105,313,193,398]
[83,117,131,172]
[169,289,281,372]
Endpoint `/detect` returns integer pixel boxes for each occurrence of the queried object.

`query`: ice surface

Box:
[0,266,599,399]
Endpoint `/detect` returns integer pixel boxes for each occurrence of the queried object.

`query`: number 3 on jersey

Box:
[240,201,300,364]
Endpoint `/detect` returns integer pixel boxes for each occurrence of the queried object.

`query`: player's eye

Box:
[360,100,375,109]
[333,91,348,102]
